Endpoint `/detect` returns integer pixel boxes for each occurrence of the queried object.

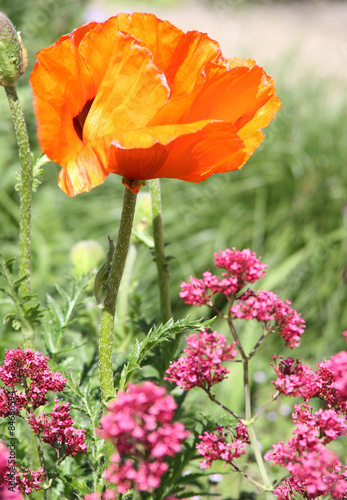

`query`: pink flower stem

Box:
[205,388,241,420]
[228,311,273,497]
[252,391,280,422]
[231,461,270,490]
[248,328,271,360]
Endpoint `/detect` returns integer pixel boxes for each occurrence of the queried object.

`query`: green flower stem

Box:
[148,179,172,323]
[99,187,137,468]
[228,312,273,497]
[4,84,34,347]
[99,187,137,406]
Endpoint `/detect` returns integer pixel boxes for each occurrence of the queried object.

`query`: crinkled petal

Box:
[105,120,245,181]
[83,32,169,140]
[58,143,108,196]
[30,22,97,166]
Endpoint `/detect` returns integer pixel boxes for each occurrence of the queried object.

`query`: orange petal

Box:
[58,143,108,197]
[164,31,221,97]
[104,121,245,181]
[30,22,97,167]
[83,32,169,140]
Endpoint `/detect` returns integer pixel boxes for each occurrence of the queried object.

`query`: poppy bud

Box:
[0,12,28,87]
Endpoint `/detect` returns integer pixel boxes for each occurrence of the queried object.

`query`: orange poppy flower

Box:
[30,13,281,197]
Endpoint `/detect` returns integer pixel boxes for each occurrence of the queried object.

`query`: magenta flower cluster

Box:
[268,333,347,499]
[230,290,305,348]
[180,248,305,349]
[0,347,87,495]
[196,424,250,469]
[266,403,347,499]
[0,346,66,414]
[180,248,266,305]
[97,381,189,494]
[28,399,87,457]
[0,441,23,500]
[271,352,347,410]
[165,329,237,391]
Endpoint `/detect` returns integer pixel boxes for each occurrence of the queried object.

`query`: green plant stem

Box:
[4,84,34,348]
[99,187,137,468]
[228,312,273,497]
[99,187,137,405]
[148,179,172,323]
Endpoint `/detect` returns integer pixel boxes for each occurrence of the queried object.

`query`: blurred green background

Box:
[0,0,347,497]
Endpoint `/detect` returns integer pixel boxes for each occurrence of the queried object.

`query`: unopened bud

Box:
[0,12,28,87]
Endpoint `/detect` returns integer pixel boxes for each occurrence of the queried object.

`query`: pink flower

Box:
[28,400,87,457]
[230,290,305,348]
[98,382,189,493]
[329,350,347,401]
[214,248,266,287]
[0,347,66,411]
[0,442,23,500]
[165,330,237,390]
[266,403,347,499]
[83,492,116,500]
[180,248,266,306]
[196,423,249,469]
[270,356,316,399]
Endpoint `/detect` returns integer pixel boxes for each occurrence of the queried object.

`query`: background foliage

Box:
[0,0,346,498]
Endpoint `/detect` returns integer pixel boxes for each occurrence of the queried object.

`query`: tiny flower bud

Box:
[0,12,28,87]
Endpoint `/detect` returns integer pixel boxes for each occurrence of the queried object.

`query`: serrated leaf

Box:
[46,294,65,327]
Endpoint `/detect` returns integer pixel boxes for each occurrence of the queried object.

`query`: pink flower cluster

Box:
[0,347,66,414]
[165,330,237,390]
[271,350,347,411]
[265,403,347,499]
[330,350,347,400]
[98,382,189,494]
[180,248,266,306]
[0,347,87,495]
[0,441,45,498]
[28,400,87,457]
[196,423,250,469]
[0,441,23,500]
[230,290,305,348]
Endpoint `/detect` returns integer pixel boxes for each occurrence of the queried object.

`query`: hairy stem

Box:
[99,187,137,405]
[4,84,34,347]
[98,187,137,467]
[148,179,172,323]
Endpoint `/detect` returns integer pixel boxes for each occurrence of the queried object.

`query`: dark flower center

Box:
[73,98,94,142]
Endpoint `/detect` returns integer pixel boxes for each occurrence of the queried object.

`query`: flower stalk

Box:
[4,84,34,348]
[99,186,138,407]
[148,179,172,324]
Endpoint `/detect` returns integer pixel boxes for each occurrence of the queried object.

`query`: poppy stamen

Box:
[73,98,94,142]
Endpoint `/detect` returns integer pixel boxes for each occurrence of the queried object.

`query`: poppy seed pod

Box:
[0,12,28,87]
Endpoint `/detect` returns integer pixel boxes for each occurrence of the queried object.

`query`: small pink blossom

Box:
[196,424,250,469]
[98,382,189,493]
[165,330,237,390]
[28,400,87,457]
[230,290,305,348]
